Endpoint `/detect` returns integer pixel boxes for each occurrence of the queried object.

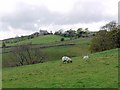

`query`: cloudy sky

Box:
[0,0,119,40]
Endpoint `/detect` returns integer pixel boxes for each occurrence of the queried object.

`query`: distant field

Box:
[5,35,69,46]
[2,35,119,88]
[2,37,91,67]
[2,48,118,88]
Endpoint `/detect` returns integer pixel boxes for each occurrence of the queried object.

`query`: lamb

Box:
[62,56,72,64]
[83,55,89,61]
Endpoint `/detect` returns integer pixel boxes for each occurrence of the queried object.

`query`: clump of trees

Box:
[54,28,94,39]
[90,21,120,53]
[12,43,46,66]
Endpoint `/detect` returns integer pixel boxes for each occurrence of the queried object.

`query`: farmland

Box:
[2,48,118,88]
[2,35,119,88]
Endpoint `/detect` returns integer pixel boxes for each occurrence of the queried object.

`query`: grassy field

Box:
[2,37,92,67]
[41,44,90,61]
[5,35,69,46]
[2,35,119,88]
[2,48,118,88]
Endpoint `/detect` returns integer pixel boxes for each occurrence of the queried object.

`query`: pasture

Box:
[2,48,118,88]
[2,36,91,67]
[5,35,69,46]
[1,35,119,88]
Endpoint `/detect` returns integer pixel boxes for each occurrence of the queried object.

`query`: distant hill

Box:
[3,35,69,46]
[2,36,92,67]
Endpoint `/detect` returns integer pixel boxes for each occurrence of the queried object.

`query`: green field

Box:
[2,48,118,88]
[2,36,92,67]
[5,35,69,46]
[2,35,119,88]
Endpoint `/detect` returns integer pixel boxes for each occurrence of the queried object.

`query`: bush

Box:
[2,42,6,48]
[61,38,64,41]
[90,28,120,53]
[12,43,46,66]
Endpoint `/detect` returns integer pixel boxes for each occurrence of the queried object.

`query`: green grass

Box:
[6,35,69,46]
[2,38,91,67]
[2,48,118,88]
[2,35,119,88]
[41,44,90,61]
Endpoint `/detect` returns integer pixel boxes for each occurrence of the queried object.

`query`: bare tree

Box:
[12,43,46,66]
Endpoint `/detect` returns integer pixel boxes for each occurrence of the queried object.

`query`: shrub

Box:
[12,43,46,66]
[2,42,6,48]
[90,28,120,53]
[61,38,64,41]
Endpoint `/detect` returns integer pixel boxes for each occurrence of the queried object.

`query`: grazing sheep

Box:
[62,56,72,64]
[83,55,89,61]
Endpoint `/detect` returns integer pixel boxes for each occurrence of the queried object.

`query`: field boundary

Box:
[1,43,76,54]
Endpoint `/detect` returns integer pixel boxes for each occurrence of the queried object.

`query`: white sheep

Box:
[83,55,89,61]
[62,56,72,63]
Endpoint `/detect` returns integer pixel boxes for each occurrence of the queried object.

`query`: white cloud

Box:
[0,27,35,40]
[22,0,78,13]
[0,0,119,40]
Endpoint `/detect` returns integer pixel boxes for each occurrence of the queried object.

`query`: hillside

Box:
[2,36,92,67]
[5,35,69,46]
[2,48,119,88]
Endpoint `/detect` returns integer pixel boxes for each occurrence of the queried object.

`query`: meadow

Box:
[5,35,69,46]
[2,48,118,88]
[2,35,119,88]
[2,35,91,67]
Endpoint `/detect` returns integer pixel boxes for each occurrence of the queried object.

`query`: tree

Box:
[90,30,108,52]
[84,28,89,37]
[28,35,34,39]
[101,21,117,31]
[107,28,120,48]
[54,29,63,35]
[50,31,53,34]
[12,43,46,66]
[60,38,64,41]
[90,27,120,53]
[76,28,85,38]
[65,29,76,39]
[2,42,6,48]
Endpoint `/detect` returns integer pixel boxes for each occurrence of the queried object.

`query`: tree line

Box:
[54,28,95,39]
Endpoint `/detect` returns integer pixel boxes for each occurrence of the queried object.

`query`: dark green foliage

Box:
[64,29,76,38]
[101,21,117,31]
[2,42,6,48]
[76,28,84,38]
[108,28,120,48]
[90,30,108,52]
[28,35,34,39]
[54,29,63,35]
[90,27,120,53]
[62,28,91,39]
[54,31,60,35]
[60,38,64,41]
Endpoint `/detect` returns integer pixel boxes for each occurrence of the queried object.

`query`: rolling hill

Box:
[2,34,119,88]
[2,35,92,67]
[2,48,119,88]
[5,35,69,46]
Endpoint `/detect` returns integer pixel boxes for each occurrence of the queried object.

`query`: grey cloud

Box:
[0,1,116,31]
[60,0,116,24]
[118,1,120,25]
